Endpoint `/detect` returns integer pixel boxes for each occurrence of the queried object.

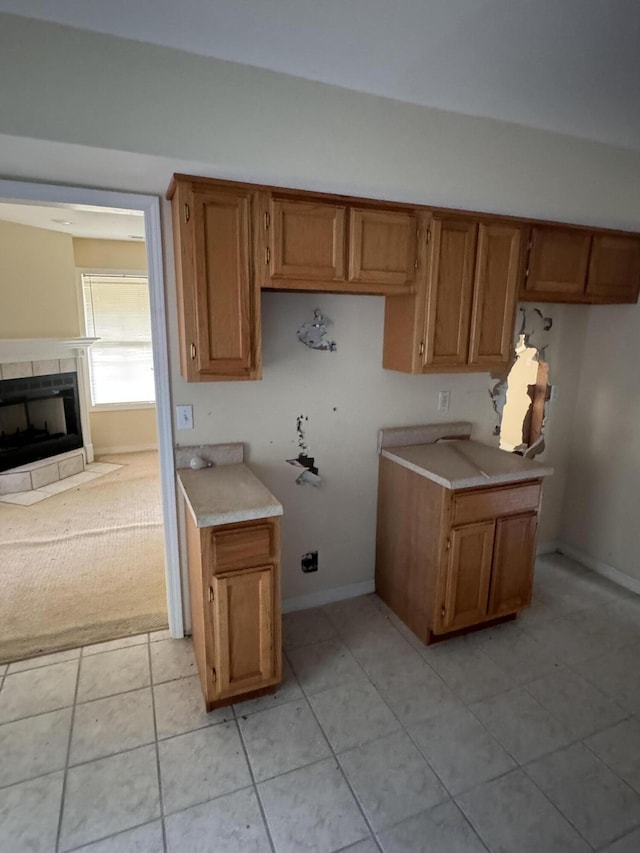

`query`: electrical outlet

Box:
[301,551,318,573]
[176,404,194,430]
[438,391,450,412]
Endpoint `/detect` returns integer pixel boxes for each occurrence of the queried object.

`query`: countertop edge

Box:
[380,448,554,490]
[177,466,283,528]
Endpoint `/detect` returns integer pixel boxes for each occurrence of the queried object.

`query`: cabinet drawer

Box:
[452,481,541,526]
[211,522,275,571]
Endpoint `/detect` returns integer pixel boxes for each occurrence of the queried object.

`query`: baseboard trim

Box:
[558,541,640,596]
[536,540,560,556]
[94,444,158,455]
[282,579,376,614]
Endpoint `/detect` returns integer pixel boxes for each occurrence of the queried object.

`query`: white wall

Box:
[560,300,640,585]
[0,14,638,597]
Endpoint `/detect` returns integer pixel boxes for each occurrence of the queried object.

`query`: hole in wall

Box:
[490,307,553,459]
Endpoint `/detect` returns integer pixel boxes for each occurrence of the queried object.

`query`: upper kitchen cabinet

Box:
[586,234,640,302]
[520,227,640,304]
[260,196,417,295]
[423,216,478,368]
[468,222,522,368]
[267,197,347,286]
[348,208,417,292]
[522,226,591,299]
[169,177,261,382]
[383,215,522,374]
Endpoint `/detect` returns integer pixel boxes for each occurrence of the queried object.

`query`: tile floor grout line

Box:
[287,649,386,853]
[63,820,161,853]
[518,761,600,851]
[54,652,82,853]
[296,611,520,851]
[147,638,169,853]
[233,704,279,853]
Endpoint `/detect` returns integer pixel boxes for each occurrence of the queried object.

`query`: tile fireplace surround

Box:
[0,339,96,494]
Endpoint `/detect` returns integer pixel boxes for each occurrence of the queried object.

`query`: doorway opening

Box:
[0,182,181,663]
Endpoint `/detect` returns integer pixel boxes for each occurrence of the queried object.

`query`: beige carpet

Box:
[0,451,168,663]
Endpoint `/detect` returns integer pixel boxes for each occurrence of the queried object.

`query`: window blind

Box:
[82,274,155,405]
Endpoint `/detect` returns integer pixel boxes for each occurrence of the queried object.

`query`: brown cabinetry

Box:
[169,178,261,381]
[268,198,346,284]
[586,234,640,302]
[185,511,281,710]
[384,216,522,374]
[348,208,417,289]
[375,455,542,644]
[262,197,417,295]
[168,174,640,383]
[521,227,640,304]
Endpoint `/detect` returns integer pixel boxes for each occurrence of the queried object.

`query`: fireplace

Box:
[0,372,84,473]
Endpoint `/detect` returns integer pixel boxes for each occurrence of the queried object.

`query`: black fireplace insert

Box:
[0,372,84,473]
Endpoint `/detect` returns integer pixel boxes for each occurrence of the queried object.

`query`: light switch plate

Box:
[438,391,450,412]
[176,404,194,430]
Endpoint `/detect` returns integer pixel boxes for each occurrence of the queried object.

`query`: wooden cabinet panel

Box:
[424,217,478,367]
[269,199,346,283]
[524,227,591,297]
[441,521,494,632]
[184,505,281,711]
[348,208,416,289]
[586,235,640,302]
[170,179,260,381]
[488,512,537,617]
[212,565,275,699]
[192,189,255,376]
[211,522,275,572]
[452,481,541,526]
[469,223,521,368]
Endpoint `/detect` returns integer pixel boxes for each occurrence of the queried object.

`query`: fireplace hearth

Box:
[0,372,83,472]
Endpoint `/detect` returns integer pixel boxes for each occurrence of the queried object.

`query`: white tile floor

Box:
[1,554,640,852]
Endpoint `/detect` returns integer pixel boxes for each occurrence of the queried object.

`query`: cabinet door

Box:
[269,198,346,284]
[423,217,478,368]
[191,187,258,378]
[212,565,275,699]
[488,512,537,617]
[469,223,521,369]
[524,227,591,297]
[586,235,640,302]
[348,208,416,291]
[441,521,494,632]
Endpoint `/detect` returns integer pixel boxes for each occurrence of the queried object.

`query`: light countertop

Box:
[381,440,553,490]
[178,464,283,527]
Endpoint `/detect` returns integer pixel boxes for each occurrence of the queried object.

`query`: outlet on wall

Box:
[301,551,318,573]
[176,404,194,430]
[438,391,451,412]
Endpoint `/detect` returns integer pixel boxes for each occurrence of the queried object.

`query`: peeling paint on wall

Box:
[287,413,323,486]
[297,308,337,351]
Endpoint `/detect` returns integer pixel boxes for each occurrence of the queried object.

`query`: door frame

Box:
[0,178,184,637]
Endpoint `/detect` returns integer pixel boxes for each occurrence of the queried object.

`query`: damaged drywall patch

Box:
[490,307,554,458]
[287,414,322,486]
[297,309,337,351]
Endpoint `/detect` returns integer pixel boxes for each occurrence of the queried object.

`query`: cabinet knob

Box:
[441,605,446,618]
[208,586,214,602]
[190,343,197,360]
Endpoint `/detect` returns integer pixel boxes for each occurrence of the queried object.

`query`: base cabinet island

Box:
[375,423,553,643]
[178,447,283,710]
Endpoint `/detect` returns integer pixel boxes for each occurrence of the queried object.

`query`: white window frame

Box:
[76,268,157,412]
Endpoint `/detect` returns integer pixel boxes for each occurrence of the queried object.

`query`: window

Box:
[81,274,155,406]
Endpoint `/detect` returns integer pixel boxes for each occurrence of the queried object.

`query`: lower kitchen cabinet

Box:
[185,510,281,710]
[375,455,542,643]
